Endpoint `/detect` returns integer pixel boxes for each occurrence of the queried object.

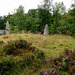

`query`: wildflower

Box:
[45,71,48,75]
[49,70,51,73]
[50,68,54,71]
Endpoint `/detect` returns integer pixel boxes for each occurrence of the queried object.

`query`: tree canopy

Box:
[0,0,75,35]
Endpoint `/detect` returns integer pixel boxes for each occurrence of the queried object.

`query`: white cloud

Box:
[0,0,73,16]
[0,0,42,16]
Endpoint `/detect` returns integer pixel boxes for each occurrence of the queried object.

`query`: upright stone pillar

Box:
[43,24,49,35]
[5,21,11,34]
[0,30,4,35]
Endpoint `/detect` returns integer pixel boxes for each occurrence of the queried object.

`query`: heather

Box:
[0,33,75,75]
[39,49,75,75]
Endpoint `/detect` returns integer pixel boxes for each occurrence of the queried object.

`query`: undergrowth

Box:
[38,49,75,75]
[0,34,75,75]
[0,39,45,75]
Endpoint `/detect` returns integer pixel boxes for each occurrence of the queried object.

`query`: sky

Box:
[0,0,74,16]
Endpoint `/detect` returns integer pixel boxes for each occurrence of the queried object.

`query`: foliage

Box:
[7,5,26,33]
[0,16,6,29]
[2,39,31,55]
[0,39,45,75]
[0,1,74,36]
[38,49,75,75]
[2,39,45,60]
[0,33,75,74]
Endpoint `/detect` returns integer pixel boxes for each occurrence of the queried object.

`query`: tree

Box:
[0,16,6,29]
[51,2,66,33]
[7,5,26,33]
[39,0,52,10]
[68,8,75,35]
[38,0,52,33]
[25,9,40,33]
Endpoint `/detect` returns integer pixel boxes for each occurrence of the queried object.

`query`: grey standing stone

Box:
[5,21,11,34]
[0,30,4,35]
[43,24,49,35]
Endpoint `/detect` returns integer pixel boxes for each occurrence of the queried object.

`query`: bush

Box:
[39,49,75,75]
[3,39,32,55]
[0,39,45,74]
[0,55,15,75]
[0,53,45,74]
[2,39,45,60]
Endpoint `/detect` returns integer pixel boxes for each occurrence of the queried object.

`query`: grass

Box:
[0,33,75,75]
[0,33,75,58]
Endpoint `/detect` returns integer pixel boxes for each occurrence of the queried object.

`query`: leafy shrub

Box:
[0,55,15,75]
[2,39,45,61]
[3,39,32,55]
[39,49,75,75]
[20,53,35,67]
[0,39,45,74]
[0,53,45,75]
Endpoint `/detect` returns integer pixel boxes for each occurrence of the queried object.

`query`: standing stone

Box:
[0,30,4,35]
[5,21,11,34]
[43,24,49,35]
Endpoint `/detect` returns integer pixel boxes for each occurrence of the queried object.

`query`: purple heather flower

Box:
[45,71,48,75]
[54,70,56,73]
[53,71,55,74]
[57,56,60,58]
[50,68,54,71]
[49,70,52,73]
[53,69,57,75]
[64,55,67,57]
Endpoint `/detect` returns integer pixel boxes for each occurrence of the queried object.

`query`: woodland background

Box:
[0,0,75,35]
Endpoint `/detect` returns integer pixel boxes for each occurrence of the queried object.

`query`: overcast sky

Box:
[0,0,74,16]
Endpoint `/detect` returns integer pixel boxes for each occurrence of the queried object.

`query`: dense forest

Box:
[0,0,75,35]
